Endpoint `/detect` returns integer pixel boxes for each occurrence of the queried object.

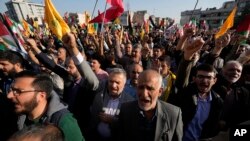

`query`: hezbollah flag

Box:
[22,20,32,37]
[44,0,70,39]
[88,23,97,34]
[215,6,237,39]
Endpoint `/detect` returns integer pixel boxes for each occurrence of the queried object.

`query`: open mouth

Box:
[230,76,238,79]
[14,103,21,109]
[199,84,209,90]
[140,99,150,105]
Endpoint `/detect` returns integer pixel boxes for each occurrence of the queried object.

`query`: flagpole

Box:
[101,1,108,32]
[190,0,199,21]
[91,0,99,19]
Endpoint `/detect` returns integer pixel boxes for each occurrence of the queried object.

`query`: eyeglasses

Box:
[8,87,42,96]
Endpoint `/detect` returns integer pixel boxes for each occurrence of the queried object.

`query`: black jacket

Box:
[213,75,250,128]
[173,83,223,139]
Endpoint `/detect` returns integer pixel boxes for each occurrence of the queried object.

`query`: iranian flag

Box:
[0,20,18,51]
[236,14,250,38]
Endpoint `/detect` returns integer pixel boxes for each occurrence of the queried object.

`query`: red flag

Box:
[89,0,124,23]
[106,0,123,6]
[236,14,250,42]
[236,14,250,33]
[144,20,149,33]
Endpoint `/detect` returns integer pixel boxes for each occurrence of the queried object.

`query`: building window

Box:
[239,2,246,8]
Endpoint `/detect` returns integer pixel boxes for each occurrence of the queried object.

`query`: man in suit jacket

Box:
[116,69,183,141]
[90,68,135,141]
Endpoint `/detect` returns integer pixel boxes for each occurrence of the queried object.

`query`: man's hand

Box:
[184,37,205,60]
[62,33,80,56]
[62,33,77,49]
[98,32,104,41]
[212,33,231,56]
[26,38,37,48]
[183,28,195,38]
[99,112,114,124]
[215,33,231,49]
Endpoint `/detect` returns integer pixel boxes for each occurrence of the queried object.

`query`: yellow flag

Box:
[114,18,121,24]
[88,24,96,34]
[84,12,96,34]
[85,11,90,24]
[44,0,70,39]
[22,20,31,37]
[33,20,39,29]
[215,6,237,39]
[140,29,145,41]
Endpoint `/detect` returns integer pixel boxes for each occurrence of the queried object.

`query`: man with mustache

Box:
[7,70,84,141]
[116,69,183,141]
[0,51,26,140]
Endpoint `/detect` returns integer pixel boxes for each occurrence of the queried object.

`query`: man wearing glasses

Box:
[169,37,223,141]
[7,70,84,141]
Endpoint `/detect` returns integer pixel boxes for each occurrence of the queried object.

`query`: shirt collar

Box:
[198,91,212,102]
[138,104,158,121]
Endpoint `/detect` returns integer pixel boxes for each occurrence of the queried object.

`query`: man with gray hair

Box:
[90,68,135,141]
[213,60,250,132]
[116,69,183,141]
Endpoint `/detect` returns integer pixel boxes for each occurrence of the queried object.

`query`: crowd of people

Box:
[0,21,250,141]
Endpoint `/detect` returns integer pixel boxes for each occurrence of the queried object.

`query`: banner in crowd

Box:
[44,0,70,39]
[236,14,250,38]
[0,20,18,51]
[89,0,124,23]
[215,6,237,39]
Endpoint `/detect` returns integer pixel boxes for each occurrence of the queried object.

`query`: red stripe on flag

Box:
[236,14,250,33]
[0,21,11,36]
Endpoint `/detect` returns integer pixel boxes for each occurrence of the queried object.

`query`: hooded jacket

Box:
[17,91,84,141]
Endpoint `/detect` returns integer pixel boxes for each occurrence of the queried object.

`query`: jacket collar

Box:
[17,91,68,129]
[154,100,169,141]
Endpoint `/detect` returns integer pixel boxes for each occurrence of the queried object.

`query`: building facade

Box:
[119,11,133,26]
[5,0,44,24]
[180,0,250,29]
[119,10,151,26]
[180,9,201,26]
[67,13,86,27]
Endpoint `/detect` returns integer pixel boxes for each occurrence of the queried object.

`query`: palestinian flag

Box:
[4,15,27,54]
[236,14,250,38]
[0,20,18,51]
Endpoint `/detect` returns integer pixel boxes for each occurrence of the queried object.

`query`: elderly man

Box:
[117,70,183,141]
[213,60,250,130]
[90,68,135,141]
